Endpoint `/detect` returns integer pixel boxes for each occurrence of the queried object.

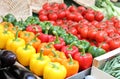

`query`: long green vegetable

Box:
[92,0,120,20]
[100,55,120,79]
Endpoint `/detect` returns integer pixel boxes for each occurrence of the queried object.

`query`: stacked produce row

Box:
[0,0,120,79]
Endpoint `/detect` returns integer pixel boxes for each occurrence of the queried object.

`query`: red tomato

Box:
[95,22,107,29]
[68,6,77,12]
[104,26,116,35]
[98,42,110,52]
[59,3,67,9]
[87,29,97,40]
[108,38,120,50]
[91,21,99,26]
[68,27,78,35]
[57,10,66,19]
[66,12,75,20]
[74,13,83,22]
[95,31,108,42]
[39,15,48,21]
[84,12,95,22]
[42,3,51,10]
[114,21,120,28]
[77,6,86,13]
[56,20,63,25]
[79,27,88,38]
[39,9,47,15]
[48,13,58,21]
[95,11,104,22]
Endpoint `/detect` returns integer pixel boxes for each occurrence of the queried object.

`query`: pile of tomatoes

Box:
[38,3,120,52]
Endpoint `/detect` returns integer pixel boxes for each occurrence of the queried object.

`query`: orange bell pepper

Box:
[37,42,55,55]
[19,31,35,43]
[48,50,67,64]
[1,22,14,30]
[61,54,79,78]
[31,34,41,51]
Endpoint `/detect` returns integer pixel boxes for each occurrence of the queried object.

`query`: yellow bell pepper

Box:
[16,43,36,66]
[43,62,67,79]
[0,29,14,49]
[0,24,4,32]
[30,49,51,76]
[6,30,25,54]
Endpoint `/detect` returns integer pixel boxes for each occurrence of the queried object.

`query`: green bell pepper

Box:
[88,46,106,58]
[3,14,17,24]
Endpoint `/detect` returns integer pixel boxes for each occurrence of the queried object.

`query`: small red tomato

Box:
[68,6,77,12]
[48,13,58,21]
[68,27,78,35]
[39,9,47,15]
[77,6,86,13]
[95,11,104,22]
[66,12,75,20]
[108,38,120,50]
[57,10,66,19]
[98,42,110,52]
[74,13,83,22]
[59,3,67,9]
[39,15,48,21]
[95,31,108,42]
[79,27,88,38]
[87,29,97,40]
[43,3,51,10]
[84,12,95,22]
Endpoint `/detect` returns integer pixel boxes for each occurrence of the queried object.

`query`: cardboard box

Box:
[91,66,116,79]
[91,48,120,79]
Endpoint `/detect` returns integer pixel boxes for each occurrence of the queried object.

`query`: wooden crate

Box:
[29,0,64,13]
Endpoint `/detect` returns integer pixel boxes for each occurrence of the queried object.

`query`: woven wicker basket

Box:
[0,0,32,21]
[73,0,95,7]
[30,0,64,13]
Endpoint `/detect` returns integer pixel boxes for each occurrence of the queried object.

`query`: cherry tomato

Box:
[68,6,77,12]
[39,9,47,15]
[95,11,104,22]
[74,13,83,22]
[84,12,95,22]
[59,3,67,9]
[108,38,120,50]
[42,3,51,10]
[68,27,78,35]
[79,27,88,38]
[39,15,48,21]
[57,10,66,19]
[66,12,75,20]
[98,42,110,52]
[48,13,58,21]
[87,29,97,40]
[95,31,108,42]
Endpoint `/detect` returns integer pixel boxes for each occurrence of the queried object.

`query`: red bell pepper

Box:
[49,31,65,50]
[73,48,93,71]
[37,27,52,43]
[26,24,42,34]
[61,41,79,58]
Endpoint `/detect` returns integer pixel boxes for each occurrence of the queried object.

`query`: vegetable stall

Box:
[0,0,120,79]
